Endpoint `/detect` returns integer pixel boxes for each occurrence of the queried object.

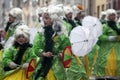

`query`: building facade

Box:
[2,0,120,28]
[107,0,120,19]
[94,0,107,17]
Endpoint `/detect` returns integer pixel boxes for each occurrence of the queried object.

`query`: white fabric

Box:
[29,27,40,44]
[14,25,30,42]
[47,5,64,21]
[4,36,15,49]
[69,26,98,56]
[9,62,18,69]
[108,36,117,41]
[72,5,81,16]
[70,26,90,43]
[9,8,23,21]
[22,63,29,69]
[0,40,5,45]
[82,16,103,38]
[100,11,106,19]
[106,9,117,21]
[106,9,117,16]
[63,6,73,15]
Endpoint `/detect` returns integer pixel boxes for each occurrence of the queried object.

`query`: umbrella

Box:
[69,26,98,56]
[29,27,41,44]
[4,36,15,49]
[82,16,102,38]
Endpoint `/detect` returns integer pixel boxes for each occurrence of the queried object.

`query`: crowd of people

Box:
[0,3,120,80]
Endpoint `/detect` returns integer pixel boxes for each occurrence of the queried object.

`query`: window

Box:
[102,4,104,11]
[97,6,100,18]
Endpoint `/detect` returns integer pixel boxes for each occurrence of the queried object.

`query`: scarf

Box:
[63,18,76,29]
[107,21,120,35]
[74,17,82,26]
[5,21,12,32]
[13,42,32,65]
[35,25,54,79]
[4,42,32,71]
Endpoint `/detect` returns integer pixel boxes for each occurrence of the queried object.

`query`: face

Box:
[9,14,15,22]
[108,14,116,21]
[66,12,73,20]
[101,15,106,19]
[0,30,6,39]
[43,13,52,26]
[76,12,81,19]
[16,35,27,45]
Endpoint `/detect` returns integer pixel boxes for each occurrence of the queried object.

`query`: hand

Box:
[22,63,29,69]
[9,62,18,69]
[108,36,117,41]
[42,52,53,57]
[58,53,62,59]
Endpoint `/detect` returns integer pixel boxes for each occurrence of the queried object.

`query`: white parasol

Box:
[29,27,41,44]
[4,36,15,50]
[82,16,103,38]
[69,26,98,56]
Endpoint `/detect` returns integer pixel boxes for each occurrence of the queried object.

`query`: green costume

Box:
[83,44,99,77]
[74,17,82,26]
[67,55,89,80]
[66,18,88,80]
[63,21,72,36]
[0,50,4,79]
[63,18,76,36]
[32,28,71,80]
[94,21,120,77]
[100,19,106,24]
[2,42,36,79]
[5,21,24,41]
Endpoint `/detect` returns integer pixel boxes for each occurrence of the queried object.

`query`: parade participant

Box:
[83,45,100,78]
[63,5,89,80]
[32,6,70,80]
[2,25,36,80]
[0,29,6,78]
[63,6,76,35]
[38,8,43,23]
[4,7,24,40]
[66,52,89,80]
[117,17,120,28]
[99,11,107,24]
[94,9,120,78]
[32,7,44,28]
[0,29,6,50]
[79,16,102,78]
[73,4,83,26]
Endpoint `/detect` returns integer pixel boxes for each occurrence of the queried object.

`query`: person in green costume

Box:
[32,6,71,80]
[63,6,76,36]
[99,11,107,24]
[2,25,36,80]
[80,16,102,79]
[72,4,83,26]
[94,9,120,78]
[4,7,25,41]
[0,29,6,78]
[63,5,89,80]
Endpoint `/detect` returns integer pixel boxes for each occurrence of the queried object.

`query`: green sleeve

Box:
[99,24,109,41]
[32,32,44,56]
[63,21,72,36]
[25,48,37,63]
[2,48,15,67]
[54,34,71,53]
